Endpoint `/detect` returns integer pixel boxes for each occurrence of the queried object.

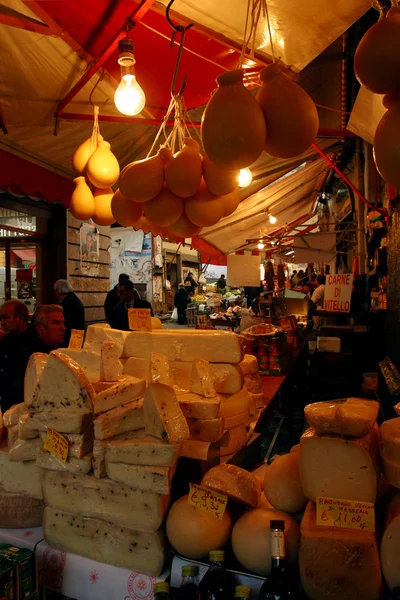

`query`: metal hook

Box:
[166,0,193,97]
[89,68,109,109]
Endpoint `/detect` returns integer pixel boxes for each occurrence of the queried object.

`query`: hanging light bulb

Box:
[269,213,277,225]
[257,241,265,250]
[238,168,253,188]
[114,37,146,116]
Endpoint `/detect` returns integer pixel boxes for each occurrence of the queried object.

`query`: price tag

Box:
[68,329,84,349]
[43,428,69,463]
[187,483,228,520]
[316,497,375,532]
[128,308,152,332]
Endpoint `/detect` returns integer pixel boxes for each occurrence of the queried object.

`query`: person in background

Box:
[111,279,153,331]
[310,274,326,330]
[174,283,190,325]
[54,279,85,345]
[290,270,298,285]
[31,304,67,353]
[296,269,307,286]
[184,271,198,295]
[216,274,227,290]
[104,273,130,324]
[310,273,319,290]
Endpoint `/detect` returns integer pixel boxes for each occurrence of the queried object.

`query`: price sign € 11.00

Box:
[316,497,375,532]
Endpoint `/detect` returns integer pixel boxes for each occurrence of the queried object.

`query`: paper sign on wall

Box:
[128,308,152,331]
[188,483,227,520]
[227,254,261,287]
[68,329,84,349]
[323,274,353,312]
[316,497,375,532]
[44,428,69,463]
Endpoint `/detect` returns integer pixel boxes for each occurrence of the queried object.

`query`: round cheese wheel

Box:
[252,463,268,490]
[231,508,300,576]
[290,444,300,453]
[201,464,259,507]
[166,494,232,559]
[263,453,307,513]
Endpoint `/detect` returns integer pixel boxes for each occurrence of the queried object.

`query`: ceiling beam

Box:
[0,6,50,35]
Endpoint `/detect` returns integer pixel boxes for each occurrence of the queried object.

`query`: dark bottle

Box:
[154,581,170,600]
[234,585,252,599]
[174,565,198,600]
[259,520,299,600]
[197,550,235,600]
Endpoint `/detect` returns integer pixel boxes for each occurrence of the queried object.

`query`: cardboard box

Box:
[0,557,16,600]
[317,336,341,353]
[0,545,37,600]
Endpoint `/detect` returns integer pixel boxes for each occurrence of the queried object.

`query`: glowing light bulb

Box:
[238,168,253,188]
[269,214,277,225]
[114,73,146,116]
[257,241,265,250]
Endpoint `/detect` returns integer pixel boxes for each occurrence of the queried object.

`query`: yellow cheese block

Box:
[100,341,121,382]
[238,354,259,375]
[169,361,243,394]
[150,352,171,385]
[144,383,189,443]
[187,417,224,442]
[381,489,400,590]
[93,399,144,441]
[300,501,382,600]
[223,410,249,430]
[123,357,151,382]
[304,398,379,437]
[151,317,163,329]
[300,426,380,503]
[93,377,146,414]
[189,358,216,398]
[178,393,220,419]
[380,417,400,463]
[218,387,250,419]
[220,425,248,456]
[201,464,259,507]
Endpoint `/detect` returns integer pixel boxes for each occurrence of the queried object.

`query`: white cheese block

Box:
[24,411,92,434]
[93,377,146,414]
[201,464,259,507]
[100,341,122,382]
[104,437,179,467]
[187,417,224,442]
[29,351,95,413]
[150,352,171,385]
[300,426,380,502]
[381,489,400,590]
[144,383,190,443]
[7,424,19,450]
[244,374,262,394]
[92,430,145,478]
[0,442,42,499]
[180,439,220,461]
[218,387,250,419]
[57,349,102,382]
[300,501,382,600]
[105,462,171,495]
[24,353,48,404]
[18,414,39,440]
[220,425,249,456]
[36,448,92,474]
[41,470,169,532]
[178,393,220,419]
[124,331,243,363]
[189,358,216,398]
[43,507,167,576]
[83,324,129,357]
[123,357,151,382]
[380,417,400,463]
[93,399,144,440]
[3,404,27,427]
[238,354,259,375]
[39,428,93,458]
[304,398,379,437]
[0,489,44,528]
[9,438,42,462]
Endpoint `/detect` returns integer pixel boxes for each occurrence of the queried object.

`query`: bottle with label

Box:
[154,581,170,600]
[234,585,252,599]
[197,550,236,600]
[258,520,299,600]
[174,565,198,600]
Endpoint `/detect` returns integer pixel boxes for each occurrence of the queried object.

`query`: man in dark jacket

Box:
[104,273,130,324]
[216,274,227,290]
[111,280,153,331]
[184,272,198,295]
[54,279,85,345]
[174,284,190,325]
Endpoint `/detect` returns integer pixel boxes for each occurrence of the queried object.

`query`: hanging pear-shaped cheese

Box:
[92,187,115,226]
[72,135,103,175]
[201,69,266,170]
[70,177,95,220]
[256,64,319,158]
[374,104,400,187]
[143,187,184,226]
[111,189,143,226]
[119,149,170,203]
[169,213,202,238]
[132,215,169,238]
[185,181,225,227]
[165,138,202,198]
[86,141,120,189]
[220,188,241,217]
[202,153,239,196]
[354,10,400,95]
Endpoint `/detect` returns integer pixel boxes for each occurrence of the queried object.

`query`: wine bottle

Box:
[154,581,170,600]
[174,565,198,600]
[258,520,299,599]
[234,584,252,599]
[197,550,236,599]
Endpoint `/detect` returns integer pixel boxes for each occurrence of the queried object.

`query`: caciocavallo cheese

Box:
[304,398,379,437]
[0,442,42,499]
[93,377,146,415]
[43,506,167,576]
[93,399,144,440]
[144,383,189,443]
[36,448,92,474]
[104,437,179,467]
[189,358,217,398]
[178,393,220,419]
[24,411,92,434]
[39,428,93,459]
[41,470,169,532]
[105,461,171,495]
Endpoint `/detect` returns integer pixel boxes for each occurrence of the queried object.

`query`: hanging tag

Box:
[188,483,228,520]
[43,428,69,463]
[128,308,152,331]
[316,497,375,532]
[68,329,84,349]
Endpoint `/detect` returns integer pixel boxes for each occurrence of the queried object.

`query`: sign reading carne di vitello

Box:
[323,274,353,313]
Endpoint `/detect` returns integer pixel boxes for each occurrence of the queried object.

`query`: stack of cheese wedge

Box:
[299,398,382,600]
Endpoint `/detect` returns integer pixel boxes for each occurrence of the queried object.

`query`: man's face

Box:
[0,305,25,334]
[86,233,93,251]
[118,285,132,303]
[35,312,66,348]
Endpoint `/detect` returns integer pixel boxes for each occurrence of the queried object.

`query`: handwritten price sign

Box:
[188,483,228,520]
[68,329,85,349]
[43,428,69,463]
[316,497,375,532]
[128,308,152,332]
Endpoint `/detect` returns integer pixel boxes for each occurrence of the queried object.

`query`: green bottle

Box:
[154,581,170,599]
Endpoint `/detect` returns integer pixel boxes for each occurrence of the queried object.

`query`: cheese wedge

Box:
[189,358,216,398]
[187,416,224,442]
[43,507,167,576]
[380,417,400,463]
[300,426,380,502]
[92,429,145,478]
[3,404,27,428]
[28,351,95,413]
[104,437,179,467]
[150,352,171,385]
[58,349,102,381]
[105,462,171,495]
[7,424,19,450]
[36,448,92,474]
[0,442,42,499]
[24,353,48,404]
[300,501,382,600]
[238,354,259,375]
[41,470,169,532]
[381,489,400,590]
[201,464,259,507]
[244,374,262,394]
[39,428,93,458]
[18,415,38,440]
[178,393,220,419]
[124,331,243,363]
[123,357,151,382]
[220,425,248,456]
[144,383,190,443]
[23,411,92,434]
[93,399,144,440]
[83,324,129,357]
[93,377,146,414]
[100,341,122,382]
[304,398,379,437]
[9,437,42,462]
[181,439,220,462]
[218,387,250,419]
